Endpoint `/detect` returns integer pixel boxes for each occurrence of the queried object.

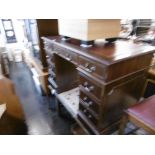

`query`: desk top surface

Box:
[43,36,155,65]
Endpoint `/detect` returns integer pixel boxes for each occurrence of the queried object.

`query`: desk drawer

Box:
[79,73,102,100]
[43,40,54,51]
[80,90,100,115]
[79,103,99,127]
[79,56,107,80]
[53,44,78,65]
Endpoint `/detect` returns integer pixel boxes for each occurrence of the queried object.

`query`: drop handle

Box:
[85,63,89,68]
[83,97,88,101]
[48,85,52,90]
[66,55,72,61]
[85,65,96,73]
[90,66,96,72]
[85,85,94,92]
[88,101,93,106]
[84,81,88,86]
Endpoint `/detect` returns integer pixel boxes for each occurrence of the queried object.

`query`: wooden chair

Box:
[141,79,155,98]
[119,95,155,135]
[0,76,27,134]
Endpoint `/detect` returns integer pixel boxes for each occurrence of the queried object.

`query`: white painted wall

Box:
[0,20,7,45]
[12,19,26,44]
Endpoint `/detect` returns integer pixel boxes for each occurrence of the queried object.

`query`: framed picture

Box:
[1,19,17,43]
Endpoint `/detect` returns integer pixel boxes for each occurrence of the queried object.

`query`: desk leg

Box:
[56,98,63,116]
[119,113,128,135]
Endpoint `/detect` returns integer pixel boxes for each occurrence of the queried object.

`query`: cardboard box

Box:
[58,19,121,41]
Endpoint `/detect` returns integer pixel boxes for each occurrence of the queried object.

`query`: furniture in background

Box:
[0,47,9,77]
[119,95,155,135]
[0,104,6,119]
[24,19,58,95]
[0,76,27,134]
[24,19,58,70]
[42,35,155,134]
[25,55,49,95]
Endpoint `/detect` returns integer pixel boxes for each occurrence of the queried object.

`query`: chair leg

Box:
[119,113,128,135]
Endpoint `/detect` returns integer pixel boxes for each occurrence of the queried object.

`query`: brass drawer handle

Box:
[83,96,88,101]
[84,81,88,86]
[48,85,52,90]
[88,101,93,106]
[46,55,49,58]
[85,63,89,68]
[84,86,94,92]
[84,63,96,73]
[90,66,96,72]
[66,55,72,61]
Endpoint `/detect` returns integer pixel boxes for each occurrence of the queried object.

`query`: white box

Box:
[58,19,121,41]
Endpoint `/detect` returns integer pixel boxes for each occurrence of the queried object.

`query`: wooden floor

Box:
[9,62,74,135]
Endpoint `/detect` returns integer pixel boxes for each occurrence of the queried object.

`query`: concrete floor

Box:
[9,62,74,135]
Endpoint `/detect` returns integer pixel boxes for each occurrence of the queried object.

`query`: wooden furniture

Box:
[25,55,49,95]
[24,19,58,95]
[0,49,9,77]
[0,76,26,134]
[42,35,155,134]
[36,19,58,70]
[119,95,155,135]
[141,59,155,98]
[58,19,121,42]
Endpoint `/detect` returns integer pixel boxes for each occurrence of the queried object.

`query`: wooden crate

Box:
[58,19,121,41]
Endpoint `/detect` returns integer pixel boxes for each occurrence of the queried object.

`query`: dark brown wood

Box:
[0,76,26,134]
[80,90,100,115]
[54,54,79,93]
[79,73,102,100]
[36,19,58,70]
[43,36,155,64]
[79,55,107,80]
[0,52,9,77]
[118,112,128,134]
[24,20,58,95]
[42,35,155,134]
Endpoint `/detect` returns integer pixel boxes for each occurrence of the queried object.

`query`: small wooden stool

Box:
[119,95,155,135]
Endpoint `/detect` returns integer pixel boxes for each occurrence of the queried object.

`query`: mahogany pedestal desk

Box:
[42,36,155,134]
